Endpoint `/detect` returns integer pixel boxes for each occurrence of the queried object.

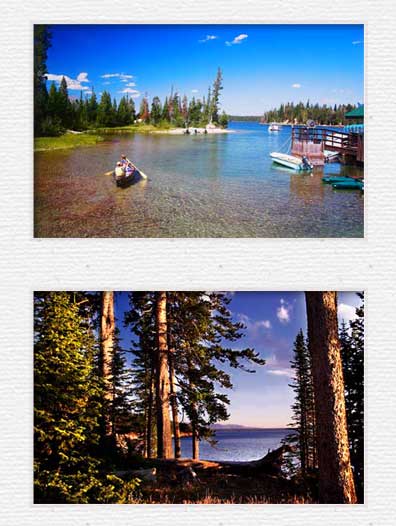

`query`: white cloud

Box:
[125,82,136,87]
[292,83,302,88]
[276,299,291,324]
[352,40,363,45]
[226,34,248,46]
[267,369,293,377]
[119,88,141,98]
[191,89,199,93]
[338,303,357,323]
[236,313,272,336]
[77,72,89,83]
[46,72,90,90]
[101,73,134,80]
[199,35,218,43]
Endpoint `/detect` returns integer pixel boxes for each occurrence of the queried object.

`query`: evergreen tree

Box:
[87,91,98,125]
[283,330,316,476]
[219,111,229,128]
[210,68,223,123]
[150,96,162,125]
[161,96,170,121]
[125,292,157,458]
[58,76,72,128]
[339,293,364,502]
[34,292,139,503]
[34,25,51,135]
[97,91,115,126]
[117,96,133,126]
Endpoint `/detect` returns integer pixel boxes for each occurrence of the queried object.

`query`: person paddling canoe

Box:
[114,161,125,178]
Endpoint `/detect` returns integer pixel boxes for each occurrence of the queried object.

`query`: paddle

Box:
[125,157,148,180]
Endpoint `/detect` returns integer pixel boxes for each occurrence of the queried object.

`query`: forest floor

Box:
[114,457,316,504]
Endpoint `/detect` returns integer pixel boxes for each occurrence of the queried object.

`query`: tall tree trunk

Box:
[169,351,181,458]
[155,291,173,458]
[192,419,199,460]
[305,292,357,503]
[100,291,115,437]
[146,362,155,458]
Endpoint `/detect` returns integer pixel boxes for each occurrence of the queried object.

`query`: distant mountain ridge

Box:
[211,423,289,431]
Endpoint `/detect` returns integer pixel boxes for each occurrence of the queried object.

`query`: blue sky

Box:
[45,24,364,115]
[114,291,362,428]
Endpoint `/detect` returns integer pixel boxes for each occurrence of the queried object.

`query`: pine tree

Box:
[97,91,114,126]
[150,96,162,125]
[283,330,316,476]
[125,292,157,458]
[34,292,140,504]
[58,76,72,128]
[34,292,101,502]
[339,293,364,502]
[34,25,51,135]
[210,68,223,123]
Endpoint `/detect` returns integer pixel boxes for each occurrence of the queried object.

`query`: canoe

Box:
[113,165,148,188]
[332,180,364,190]
[270,152,313,171]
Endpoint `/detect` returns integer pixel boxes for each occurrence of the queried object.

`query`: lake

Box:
[180,428,290,462]
[34,122,364,237]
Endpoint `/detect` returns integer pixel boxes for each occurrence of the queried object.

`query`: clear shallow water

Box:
[180,428,289,462]
[35,122,364,237]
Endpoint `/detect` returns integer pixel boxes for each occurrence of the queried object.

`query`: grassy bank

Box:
[34,124,173,152]
[34,133,105,152]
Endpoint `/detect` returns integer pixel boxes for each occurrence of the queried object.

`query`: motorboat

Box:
[269,122,281,132]
[270,152,313,171]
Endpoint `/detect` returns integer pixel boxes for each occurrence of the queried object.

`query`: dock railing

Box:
[292,126,362,160]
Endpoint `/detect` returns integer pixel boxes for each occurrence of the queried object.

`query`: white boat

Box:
[270,152,313,171]
[324,150,339,162]
[269,122,281,132]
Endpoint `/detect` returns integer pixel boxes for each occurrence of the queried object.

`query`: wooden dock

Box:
[291,126,364,165]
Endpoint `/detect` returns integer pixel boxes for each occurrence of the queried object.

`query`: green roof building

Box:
[345,105,364,121]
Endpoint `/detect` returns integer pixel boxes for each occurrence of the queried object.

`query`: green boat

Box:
[322,176,353,184]
[332,180,364,190]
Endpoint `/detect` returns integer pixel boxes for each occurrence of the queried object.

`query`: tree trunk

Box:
[100,291,115,437]
[305,292,357,503]
[146,363,155,458]
[155,292,173,458]
[169,352,181,458]
[192,420,199,460]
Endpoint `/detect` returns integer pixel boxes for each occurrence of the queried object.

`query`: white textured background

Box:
[1,0,396,524]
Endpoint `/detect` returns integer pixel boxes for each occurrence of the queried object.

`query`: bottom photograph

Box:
[34,291,364,505]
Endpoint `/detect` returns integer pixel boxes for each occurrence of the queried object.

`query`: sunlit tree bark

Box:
[155,292,173,458]
[169,351,181,458]
[305,291,357,503]
[100,291,115,437]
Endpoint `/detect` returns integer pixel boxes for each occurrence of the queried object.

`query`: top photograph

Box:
[34,24,364,238]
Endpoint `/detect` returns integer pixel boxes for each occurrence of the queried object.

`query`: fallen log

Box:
[219,445,293,477]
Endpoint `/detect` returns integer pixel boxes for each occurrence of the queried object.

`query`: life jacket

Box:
[115,166,125,178]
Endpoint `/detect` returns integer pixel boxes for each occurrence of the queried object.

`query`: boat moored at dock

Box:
[270,152,313,171]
